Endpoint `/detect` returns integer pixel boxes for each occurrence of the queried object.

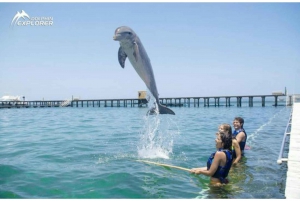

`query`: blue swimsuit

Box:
[206,149,233,184]
[233,128,247,155]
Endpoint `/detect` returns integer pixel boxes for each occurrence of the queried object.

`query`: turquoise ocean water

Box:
[0,103,290,198]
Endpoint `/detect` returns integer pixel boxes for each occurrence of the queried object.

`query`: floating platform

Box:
[285,102,300,199]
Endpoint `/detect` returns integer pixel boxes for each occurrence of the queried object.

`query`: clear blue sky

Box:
[0,3,299,100]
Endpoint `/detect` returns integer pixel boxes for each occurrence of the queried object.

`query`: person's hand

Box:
[190,168,201,174]
[232,162,240,167]
[190,168,196,174]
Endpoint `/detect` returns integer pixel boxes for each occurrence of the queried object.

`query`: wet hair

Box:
[217,131,232,150]
[220,123,232,135]
[234,117,244,128]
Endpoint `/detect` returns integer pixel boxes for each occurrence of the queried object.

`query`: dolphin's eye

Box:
[127,32,132,35]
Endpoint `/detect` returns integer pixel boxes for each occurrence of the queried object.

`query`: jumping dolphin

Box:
[113,26,175,115]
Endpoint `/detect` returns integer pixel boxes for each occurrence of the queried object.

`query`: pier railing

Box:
[277,107,293,164]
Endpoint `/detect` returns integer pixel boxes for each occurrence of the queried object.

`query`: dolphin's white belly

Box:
[124,47,151,90]
[120,40,159,99]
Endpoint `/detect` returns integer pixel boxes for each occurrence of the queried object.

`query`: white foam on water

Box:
[96,153,137,164]
[247,107,285,146]
[137,95,179,159]
[137,147,170,159]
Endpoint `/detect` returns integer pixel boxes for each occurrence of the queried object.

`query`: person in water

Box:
[219,123,241,165]
[233,117,247,155]
[190,131,233,185]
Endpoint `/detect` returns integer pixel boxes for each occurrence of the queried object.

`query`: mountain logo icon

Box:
[11,10,30,26]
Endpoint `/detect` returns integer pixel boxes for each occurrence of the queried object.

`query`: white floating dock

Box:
[285,102,300,199]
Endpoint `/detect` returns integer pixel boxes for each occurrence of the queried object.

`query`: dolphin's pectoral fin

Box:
[133,42,139,62]
[118,47,127,68]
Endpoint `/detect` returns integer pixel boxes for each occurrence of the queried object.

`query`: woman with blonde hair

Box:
[219,123,241,165]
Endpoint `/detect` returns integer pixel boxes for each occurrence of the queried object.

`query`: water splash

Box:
[145,93,159,115]
[137,94,179,159]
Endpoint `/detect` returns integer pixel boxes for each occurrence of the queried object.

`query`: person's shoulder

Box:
[238,130,246,136]
[232,139,238,145]
[215,151,226,158]
[232,139,241,148]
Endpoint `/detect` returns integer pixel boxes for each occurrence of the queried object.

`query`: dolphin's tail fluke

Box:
[158,103,175,115]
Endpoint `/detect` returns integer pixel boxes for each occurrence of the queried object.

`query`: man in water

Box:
[232,117,247,156]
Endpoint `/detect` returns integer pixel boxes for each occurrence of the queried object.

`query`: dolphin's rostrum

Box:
[113,26,175,115]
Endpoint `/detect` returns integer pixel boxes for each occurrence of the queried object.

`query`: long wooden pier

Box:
[0,94,291,109]
[285,102,300,198]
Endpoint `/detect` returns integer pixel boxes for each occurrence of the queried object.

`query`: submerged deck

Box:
[285,102,300,199]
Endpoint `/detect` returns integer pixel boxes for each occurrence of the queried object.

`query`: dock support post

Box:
[288,96,292,106]
[262,96,265,107]
[204,98,210,107]
[214,98,220,107]
[225,97,231,107]
[237,97,242,107]
[274,96,278,107]
[249,96,253,107]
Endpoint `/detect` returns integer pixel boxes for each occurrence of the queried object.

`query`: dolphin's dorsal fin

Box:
[133,42,139,62]
[118,46,127,68]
